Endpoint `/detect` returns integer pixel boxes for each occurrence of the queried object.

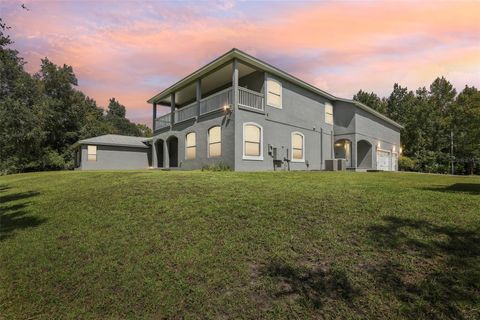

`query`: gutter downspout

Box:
[320,127,323,170]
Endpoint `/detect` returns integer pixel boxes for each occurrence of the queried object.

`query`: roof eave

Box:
[336,98,403,129]
[76,141,150,149]
[147,48,339,104]
[147,48,238,104]
[147,48,403,129]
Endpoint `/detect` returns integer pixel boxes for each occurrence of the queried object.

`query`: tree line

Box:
[1,18,479,175]
[354,79,480,175]
[0,19,151,174]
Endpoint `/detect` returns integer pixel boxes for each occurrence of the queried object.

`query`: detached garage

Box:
[74,134,151,170]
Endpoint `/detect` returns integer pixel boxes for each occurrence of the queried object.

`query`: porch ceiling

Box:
[156,61,256,106]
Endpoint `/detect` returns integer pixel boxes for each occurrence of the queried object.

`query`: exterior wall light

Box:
[223,104,232,113]
[377,141,381,148]
[399,147,403,154]
[392,146,396,152]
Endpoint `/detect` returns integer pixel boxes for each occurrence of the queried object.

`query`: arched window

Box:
[291,132,305,162]
[243,122,263,160]
[208,126,221,157]
[185,132,196,160]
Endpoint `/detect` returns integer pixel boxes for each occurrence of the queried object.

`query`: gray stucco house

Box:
[75,48,402,171]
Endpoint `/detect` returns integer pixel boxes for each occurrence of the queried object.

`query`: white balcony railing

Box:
[200,87,233,115]
[154,87,264,131]
[175,101,197,123]
[239,87,264,111]
[155,113,170,130]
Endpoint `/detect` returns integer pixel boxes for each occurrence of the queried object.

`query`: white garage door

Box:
[376,150,391,171]
[391,152,398,171]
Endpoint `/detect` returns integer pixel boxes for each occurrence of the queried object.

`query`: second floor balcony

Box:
[155,86,264,131]
[152,60,265,132]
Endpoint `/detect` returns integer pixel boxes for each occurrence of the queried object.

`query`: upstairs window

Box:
[208,126,221,157]
[267,78,282,109]
[185,132,196,160]
[243,123,263,160]
[291,132,305,162]
[87,145,97,161]
[325,102,333,125]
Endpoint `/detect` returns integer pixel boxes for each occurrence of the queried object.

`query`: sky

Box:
[2,0,480,126]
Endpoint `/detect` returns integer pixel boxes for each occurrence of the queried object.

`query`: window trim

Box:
[185,132,196,160]
[325,102,333,125]
[266,77,282,109]
[208,126,222,158]
[87,145,97,162]
[291,132,305,163]
[242,122,264,161]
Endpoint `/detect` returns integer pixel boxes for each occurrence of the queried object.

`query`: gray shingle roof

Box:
[77,134,150,149]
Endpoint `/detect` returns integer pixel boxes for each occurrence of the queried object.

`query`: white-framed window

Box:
[325,102,333,125]
[291,132,305,162]
[87,145,97,162]
[185,132,196,160]
[208,126,221,157]
[243,122,263,160]
[266,77,282,109]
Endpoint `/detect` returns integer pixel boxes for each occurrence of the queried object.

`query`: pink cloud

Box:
[3,0,479,126]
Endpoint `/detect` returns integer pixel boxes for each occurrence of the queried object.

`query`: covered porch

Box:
[334,136,375,170]
[152,60,265,132]
[153,136,179,169]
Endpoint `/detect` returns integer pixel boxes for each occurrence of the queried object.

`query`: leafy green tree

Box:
[78,97,116,139]
[34,58,80,154]
[428,77,457,154]
[0,19,147,174]
[106,97,126,118]
[353,90,388,114]
[385,84,419,155]
[0,19,45,173]
[0,97,45,173]
[136,123,152,137]
[450,86,480,174]
[386,84,414,122]
[105,98,142,136]
[411,87,431,159]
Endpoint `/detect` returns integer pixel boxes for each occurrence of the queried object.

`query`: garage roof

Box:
[76,134,150,149]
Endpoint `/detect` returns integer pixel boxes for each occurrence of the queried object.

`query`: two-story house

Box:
[74,49,402,171]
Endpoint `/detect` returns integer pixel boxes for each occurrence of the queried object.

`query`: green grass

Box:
[1,171,479,319]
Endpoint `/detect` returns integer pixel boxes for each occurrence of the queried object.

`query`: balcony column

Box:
[196,79,201,117]
[232,59,239,110]
[170,92,175,127]
[152,102,157,132]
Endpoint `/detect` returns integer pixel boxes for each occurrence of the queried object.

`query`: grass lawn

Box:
[1,171,479,319]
